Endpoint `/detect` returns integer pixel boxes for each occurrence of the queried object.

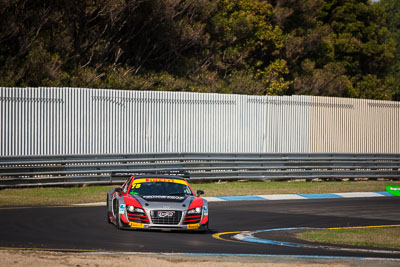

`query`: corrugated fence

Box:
[310,97,400,153]
[0,87,399,155]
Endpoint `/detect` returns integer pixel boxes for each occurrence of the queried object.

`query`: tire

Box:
[107,211,112,224]
[106,195,112,224]
[203,222,209,233]
[115,201,126,230]
[116,215,122,229]
[116,213,127,230]
[199,221,209,233]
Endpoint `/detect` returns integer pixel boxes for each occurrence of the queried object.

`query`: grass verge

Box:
[297,227,400,249]
[192,180,399,197]
[0,185,115,206]
[0,180,398,206]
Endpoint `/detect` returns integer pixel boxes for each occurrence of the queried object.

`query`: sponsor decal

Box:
[187,223,200,230]
[142,195,185,201]
[119,204,125,214]
[146,178,175,183]
[387,186,400,196]
[203,206,208,216]
[158,211,175,218]
[132,183,141,189]
[130,222,144,228]
[132,178,188,186]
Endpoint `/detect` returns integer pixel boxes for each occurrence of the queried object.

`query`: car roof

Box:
[132,174,187,181]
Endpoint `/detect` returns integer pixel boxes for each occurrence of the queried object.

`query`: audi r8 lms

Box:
[106,173,209,231]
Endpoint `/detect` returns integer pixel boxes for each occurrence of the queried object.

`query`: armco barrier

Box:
[0,153,399,188]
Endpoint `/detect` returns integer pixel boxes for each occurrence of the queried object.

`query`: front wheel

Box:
[116,216,123,229]
[107,211,112,224]
[199,221,209,233]
[115,203,128,230]
[106,195,112,223]
[116,213,129,230]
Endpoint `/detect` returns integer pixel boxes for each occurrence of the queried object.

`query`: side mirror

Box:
[115,188,122,195]
[197,190,205,197]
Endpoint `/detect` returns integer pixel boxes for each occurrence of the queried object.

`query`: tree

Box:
[208,0,289,95]
[270,0,348,96]
[0,0,217,88]
[319,0,395,99]
[0,0,396,100]
[270,0,395,99]
[377,0,400,100]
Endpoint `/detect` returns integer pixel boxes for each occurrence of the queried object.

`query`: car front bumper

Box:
[124,221,208,231]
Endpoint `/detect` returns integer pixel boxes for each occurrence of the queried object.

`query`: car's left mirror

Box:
[197,190,205,197]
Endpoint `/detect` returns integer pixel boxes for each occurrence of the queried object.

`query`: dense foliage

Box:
[377,0,400,100]
[0,0,398,100]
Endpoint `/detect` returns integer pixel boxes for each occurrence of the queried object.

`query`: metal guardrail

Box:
[0,153,399,188]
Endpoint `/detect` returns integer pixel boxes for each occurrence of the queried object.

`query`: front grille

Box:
[127,212,149,224]
[150,210,182,225]
[183,214,201,224]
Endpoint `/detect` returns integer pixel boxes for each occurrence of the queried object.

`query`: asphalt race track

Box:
[1,197,400,260]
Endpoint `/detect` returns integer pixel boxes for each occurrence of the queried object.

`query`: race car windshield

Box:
[129,182,193,196]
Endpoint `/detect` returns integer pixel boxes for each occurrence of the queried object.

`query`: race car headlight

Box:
[127,205,144,213]
[187,207,202,214]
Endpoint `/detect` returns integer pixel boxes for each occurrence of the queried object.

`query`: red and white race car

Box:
[106,173,209,232]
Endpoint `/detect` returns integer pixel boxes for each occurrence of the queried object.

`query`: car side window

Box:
[122,177,132,193]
